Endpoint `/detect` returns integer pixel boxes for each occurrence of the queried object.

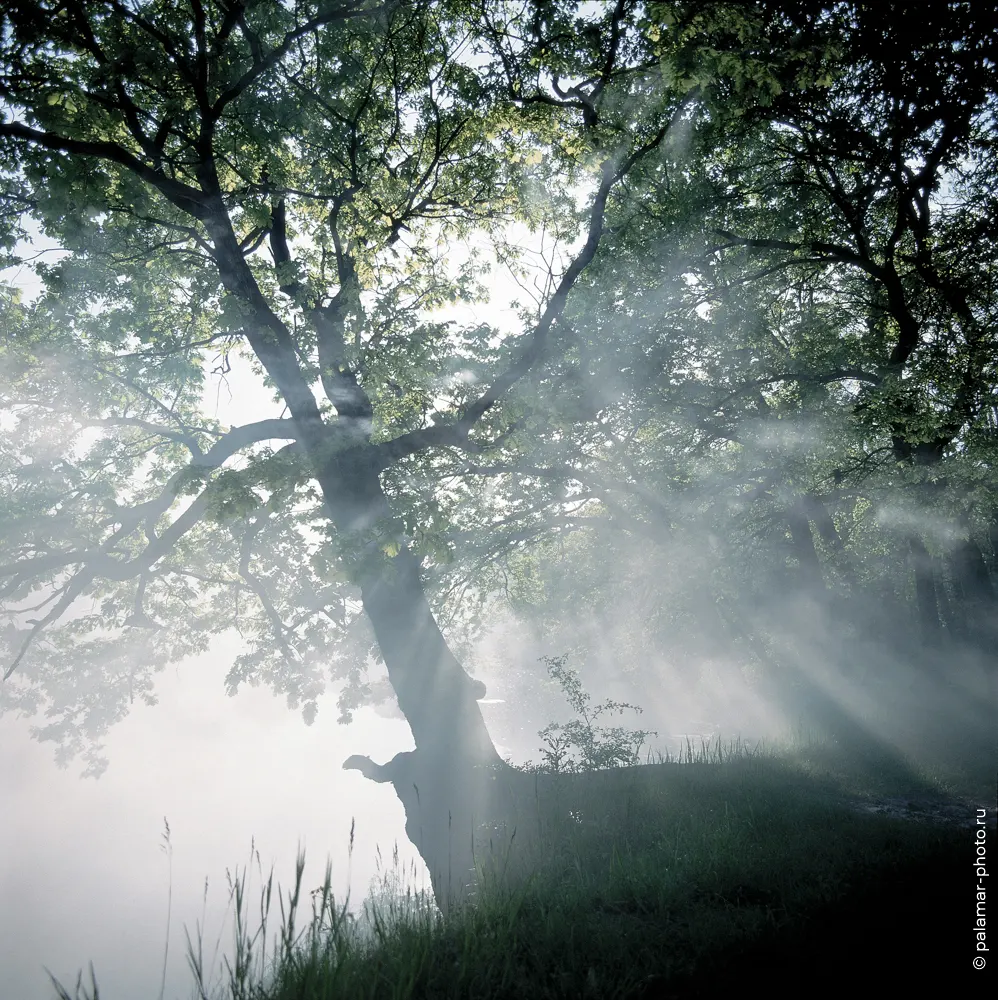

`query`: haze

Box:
[1,2,996,996]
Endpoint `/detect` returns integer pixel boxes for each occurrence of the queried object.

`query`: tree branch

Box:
[0,121,208,218]
[374,91,699,469]
[713,229,886,281]
[238,516,298,666]
[0,419,299,584]
[1,438,305,678]
[212,1,397,118]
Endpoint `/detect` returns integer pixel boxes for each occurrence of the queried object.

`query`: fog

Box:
[0,208,608,1000]
[1,347,993,998]
[1,3,997,994]
[2,610,788,1000]
[2,640,409,1000]
[3,223,996,1000]
[0,348,393,998]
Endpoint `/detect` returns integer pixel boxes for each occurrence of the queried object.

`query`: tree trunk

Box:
[908,535,942,644]
[356,548,515,913]
[787,501,825,595]
[948,535,996,646]
[316,447,508,913]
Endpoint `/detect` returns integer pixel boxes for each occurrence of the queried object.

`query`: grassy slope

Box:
[53,733,993,1000]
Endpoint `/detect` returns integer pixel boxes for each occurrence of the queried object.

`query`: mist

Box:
[2,2,997,996]
[1,641,413,1000]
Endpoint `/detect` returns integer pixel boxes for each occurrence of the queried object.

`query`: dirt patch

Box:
[841,793,996,829]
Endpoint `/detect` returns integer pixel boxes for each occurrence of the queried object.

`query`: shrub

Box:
[523,654,657,774]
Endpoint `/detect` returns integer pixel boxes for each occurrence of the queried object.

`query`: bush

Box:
[523,654,657,774]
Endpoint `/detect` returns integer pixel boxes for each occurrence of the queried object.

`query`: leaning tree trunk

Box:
[316,447,515,914]
[201,223,525,915]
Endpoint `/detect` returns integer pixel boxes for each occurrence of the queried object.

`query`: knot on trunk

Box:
[341,753,394,782]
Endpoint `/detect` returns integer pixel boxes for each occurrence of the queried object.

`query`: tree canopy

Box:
[1,0,995,803]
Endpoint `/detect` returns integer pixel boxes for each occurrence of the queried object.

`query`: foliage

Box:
[0,0,698,768]
[521,653,657,774]
[426,1,998,688]
[0,1,995,774]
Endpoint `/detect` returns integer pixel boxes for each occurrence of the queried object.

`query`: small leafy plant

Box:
[525,653,658,773]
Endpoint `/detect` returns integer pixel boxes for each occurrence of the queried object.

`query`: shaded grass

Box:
[49,730,989,1000]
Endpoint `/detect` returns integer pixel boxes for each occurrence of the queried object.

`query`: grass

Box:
[49,728,990,1000]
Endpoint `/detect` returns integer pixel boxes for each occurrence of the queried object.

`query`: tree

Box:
[8,1,984,916]
[0,0,693,911]
[416,1,998,718]
[698,0,998,642]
